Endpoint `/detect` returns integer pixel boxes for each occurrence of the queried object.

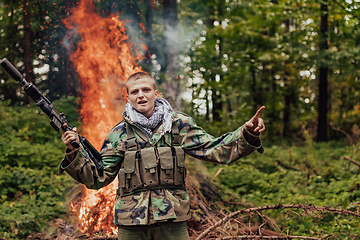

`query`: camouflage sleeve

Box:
[58,122,127,190]
[178,114,263,164]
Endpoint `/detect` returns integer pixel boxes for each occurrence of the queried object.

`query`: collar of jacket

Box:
[122,111,178,146]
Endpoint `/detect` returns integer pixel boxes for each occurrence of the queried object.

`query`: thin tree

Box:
[163,0,181,111]
[143,0,154,71]
[23,0,33,104]
[317,0,329,142]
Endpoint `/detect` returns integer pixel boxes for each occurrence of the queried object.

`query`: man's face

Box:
[127,77,159,118]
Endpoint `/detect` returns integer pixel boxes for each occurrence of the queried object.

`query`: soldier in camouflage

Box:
[60,72,265,240]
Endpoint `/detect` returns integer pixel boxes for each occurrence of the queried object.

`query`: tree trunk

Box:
[317,1,328,142]
[282,19,291,137]
[212,4,223,122]
[204,4,223,122]
[205,88,210,121]
[283,93,291,137]
[250,59,257,113]
[212,88,223,122]
[23,0,33,103]
[144,0,154,71]
[163,0,181,111]
[212,38,223,122]
[2,6,19,103]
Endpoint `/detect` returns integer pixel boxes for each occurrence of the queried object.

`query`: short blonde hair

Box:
[126,72,156,93]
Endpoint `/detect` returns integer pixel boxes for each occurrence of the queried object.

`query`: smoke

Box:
[164,22,200,54]
[62,28,80,56]
[121,17,148,58]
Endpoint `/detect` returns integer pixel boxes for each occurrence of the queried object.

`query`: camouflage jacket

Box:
[59,112,263,226]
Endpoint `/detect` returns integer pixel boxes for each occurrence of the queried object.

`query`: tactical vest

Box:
[118,122,186,197]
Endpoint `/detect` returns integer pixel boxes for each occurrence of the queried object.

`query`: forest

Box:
[1,0,360,239]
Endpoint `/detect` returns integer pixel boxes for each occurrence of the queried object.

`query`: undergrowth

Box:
[200,140,360,239]
[1,98,360,239]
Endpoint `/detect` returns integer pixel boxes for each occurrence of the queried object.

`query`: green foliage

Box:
[0,167,74,239]
[182,0,360,142]
[205,140,360,238]
[0,97,78,240]
[0,0,80,103]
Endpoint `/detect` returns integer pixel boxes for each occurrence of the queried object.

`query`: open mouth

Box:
[138,100,147,105]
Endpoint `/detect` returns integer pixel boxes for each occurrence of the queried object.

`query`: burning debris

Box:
[25,167,284,240]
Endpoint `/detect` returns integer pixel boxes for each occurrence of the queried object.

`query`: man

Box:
[60,72,265,240]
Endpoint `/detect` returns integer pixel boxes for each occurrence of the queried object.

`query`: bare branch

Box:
[88,236,117,240]
[331,126,360,151]
[195,203,360,240]
[276,160,300,171]
[221,236,322,239]
[344,156,360,168]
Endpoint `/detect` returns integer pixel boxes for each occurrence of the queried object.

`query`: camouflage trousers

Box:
[117,221,189,240]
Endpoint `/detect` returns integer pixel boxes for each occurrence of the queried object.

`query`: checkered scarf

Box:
[125,98,174,138]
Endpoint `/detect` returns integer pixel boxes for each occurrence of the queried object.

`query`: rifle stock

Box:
[0,58,104,175]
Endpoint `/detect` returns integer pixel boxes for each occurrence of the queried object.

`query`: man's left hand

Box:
[245,106,265,134]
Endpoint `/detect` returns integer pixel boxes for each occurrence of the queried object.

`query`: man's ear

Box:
[155,90,160,98]
[127,94,130,102]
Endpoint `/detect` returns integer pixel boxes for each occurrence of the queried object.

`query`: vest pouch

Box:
[124,151,143,192]
[119,168,126,189]
[158,147,174,185]
[118,168,126,196]
[173,146,186,187]
[140,148,159,187]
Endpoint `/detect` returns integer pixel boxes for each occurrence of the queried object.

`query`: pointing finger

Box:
[254,106,265,120]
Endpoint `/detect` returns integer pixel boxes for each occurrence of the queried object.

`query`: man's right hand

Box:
[61,124,80,150]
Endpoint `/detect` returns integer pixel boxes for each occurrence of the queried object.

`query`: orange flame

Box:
[64,0,144,235]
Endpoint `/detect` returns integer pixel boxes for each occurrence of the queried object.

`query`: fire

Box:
[63,0,144,235]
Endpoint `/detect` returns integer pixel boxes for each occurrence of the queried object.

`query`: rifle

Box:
[0,58,103,176]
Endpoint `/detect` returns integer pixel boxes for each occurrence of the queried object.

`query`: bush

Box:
[0,97,79,240]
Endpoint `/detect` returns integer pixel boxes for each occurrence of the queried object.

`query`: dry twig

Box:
[275,160,300,172]
[87,236,117,240]
[195,203,360,240]
[219,236,322,239]
[331,126,360,151]
[344,156,360,168]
